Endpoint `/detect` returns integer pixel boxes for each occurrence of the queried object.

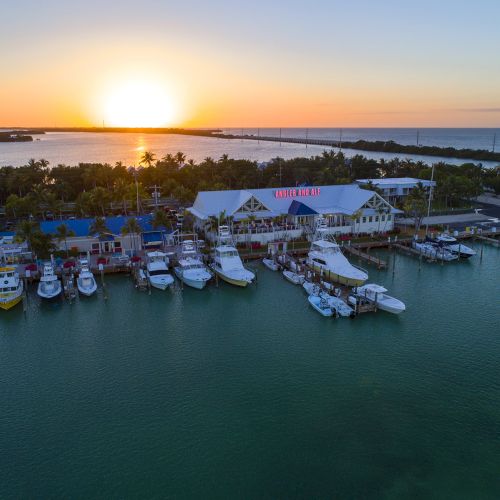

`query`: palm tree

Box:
[351,209,363,235]
[175,152,186,167]
[113,179,130,215]
[121,217,142,252]
[55,224,75,257]
[140,151,156,168]
[15,219,38,253]
[152,209,169,230]
[89,217,109,238]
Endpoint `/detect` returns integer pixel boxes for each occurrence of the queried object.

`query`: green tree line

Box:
[1,151,498,220]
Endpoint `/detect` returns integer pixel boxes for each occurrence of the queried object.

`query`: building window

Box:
[387,215,392,221]
[375,216,379,222]
[362,217,366,223]
[368,216,373,223]
[381,215,385,221]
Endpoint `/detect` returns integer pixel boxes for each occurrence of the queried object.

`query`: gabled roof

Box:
[40,215,168,238]
[288,200,318,216]
[189,184,397,219]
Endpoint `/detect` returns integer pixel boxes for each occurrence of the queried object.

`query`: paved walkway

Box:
[398,212,491,226]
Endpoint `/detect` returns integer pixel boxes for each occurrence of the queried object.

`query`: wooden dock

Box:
[392,243,436,262]
[474,235,499,247]
[343,245,387,269]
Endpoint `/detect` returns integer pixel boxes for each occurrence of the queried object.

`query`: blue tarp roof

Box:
[288,200,318,216]
[142,231,164,244]
[40,215,170,237]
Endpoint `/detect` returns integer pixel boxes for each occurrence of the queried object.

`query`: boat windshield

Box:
[219,250,239,258]
[149,270,169,276]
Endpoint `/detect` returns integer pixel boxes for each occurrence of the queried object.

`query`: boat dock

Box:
[342,245,387,269]
[474,234,500,247]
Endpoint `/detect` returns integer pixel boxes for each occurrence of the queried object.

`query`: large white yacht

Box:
[76,259,98,296]
[0,266,24,310]
[174,240,212,290]
[37,262,62,300]
[145,251,174,290]
[210,226,255,287]
[307,218,368,287]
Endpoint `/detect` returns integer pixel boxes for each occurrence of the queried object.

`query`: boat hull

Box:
[213,269,250,287]
[174,268,209,290]
[77,286,97,297]
[0,294,23,310]
[310,264,366,287]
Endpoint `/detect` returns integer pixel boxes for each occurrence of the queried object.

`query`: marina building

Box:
[188,184,401,244]
[40,215,172,255]
[355,177,436,205]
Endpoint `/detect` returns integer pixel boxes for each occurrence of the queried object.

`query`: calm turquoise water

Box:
[1,246,499,498]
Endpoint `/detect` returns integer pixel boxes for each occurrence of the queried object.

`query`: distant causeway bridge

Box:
[218,133,342,149]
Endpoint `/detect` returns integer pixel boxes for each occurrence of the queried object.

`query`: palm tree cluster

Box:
[1,152,496,224]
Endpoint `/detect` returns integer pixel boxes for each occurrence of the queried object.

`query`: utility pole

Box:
[150,185,161,209]
[425,164,435,237]
[416,129,420,146]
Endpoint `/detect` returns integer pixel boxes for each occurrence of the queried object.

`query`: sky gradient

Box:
[1,0,500,128]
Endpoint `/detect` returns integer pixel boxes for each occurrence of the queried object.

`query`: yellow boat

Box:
[0,267,24,310]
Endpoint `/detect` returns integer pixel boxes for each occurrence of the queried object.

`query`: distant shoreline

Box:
[1,127,499,163]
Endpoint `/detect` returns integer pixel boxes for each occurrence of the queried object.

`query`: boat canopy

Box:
[361,284,388,293]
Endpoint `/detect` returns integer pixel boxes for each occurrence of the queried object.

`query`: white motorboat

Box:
[174,240,212,290]
[262,258,279,271]
[412,241,458,261]
[76,259,97,296]
[210,226,255,287]
[302,281,354,317]
[283,269,305,285]
[433,234,476,258]
[0,266,24,310]
[307,218,368,286]
[37,263,62,300]
[308,295,334,317]
[146,251,174,290]
[353,284,406,314]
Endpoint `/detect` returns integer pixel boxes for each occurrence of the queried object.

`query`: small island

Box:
[0,131,34,142]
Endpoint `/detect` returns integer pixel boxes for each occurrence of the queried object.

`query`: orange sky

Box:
[1,1,499,128]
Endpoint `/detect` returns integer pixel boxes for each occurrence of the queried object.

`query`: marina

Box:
[1,242,499,498]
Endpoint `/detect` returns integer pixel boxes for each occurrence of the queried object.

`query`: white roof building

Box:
[189,184,400,221]
[189,184,401,243]
[355,178,436,203]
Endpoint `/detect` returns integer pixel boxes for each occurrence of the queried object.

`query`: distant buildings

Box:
[189,184,401,243]
[355,177,436,205]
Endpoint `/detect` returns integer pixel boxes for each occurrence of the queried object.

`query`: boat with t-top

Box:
[145,251,174,290]
[76,259,98,296]
[37,262,62,300]
[307,217,368,286]
[210,226,255,287]
[174,240,212,289]
[351,284,406,315]
[430,234,476,258]
[0,267,24,310]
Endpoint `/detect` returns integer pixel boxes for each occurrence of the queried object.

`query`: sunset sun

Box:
[103,81,176,127]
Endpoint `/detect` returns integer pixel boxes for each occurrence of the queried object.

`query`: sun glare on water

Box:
[104,81,176,127]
